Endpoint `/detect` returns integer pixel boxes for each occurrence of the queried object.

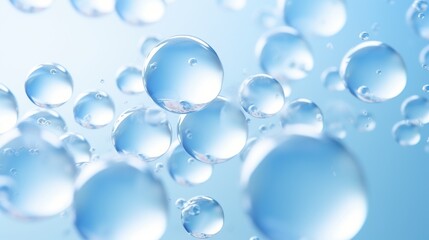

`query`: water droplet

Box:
[116,66,145,95]
[140,36,161,58]
[115,0,166,25]
[359,31,370,40]
[321,67,345,91]
[60,132,92,164]
[10,0,54,12]
[144,35,223,113]
[401,95,429,125]
[280,98,324,134]
[73,91,115,129]
[71,0,115,17]
[0,84,18,134]
[392,120,421,146]
[22,109,67,136]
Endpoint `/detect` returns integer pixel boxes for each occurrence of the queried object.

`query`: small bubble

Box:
[50,69,57,75]
[259,125,268,133]
[376,69,382,75]
[155,163,164,173]
[9,168,18,176]
[189,204,200,216]
[326,42,334,50]
[419,12,426,19]
[422,84,429,92]
[176,198,187,210]
[188,58,197,66]
[359,31,369,40]
[149,62,157,70]
[100,79,105,84]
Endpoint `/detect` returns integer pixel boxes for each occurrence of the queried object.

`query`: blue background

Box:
[0,0,428,239]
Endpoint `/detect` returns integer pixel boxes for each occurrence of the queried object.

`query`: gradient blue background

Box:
[0,0,428,239]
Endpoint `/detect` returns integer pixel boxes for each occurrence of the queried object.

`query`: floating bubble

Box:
[178,97,248,164]
[73,91,115,129]
[407,0,429,39]
[21,109,67,136]
[257,10,279,28]
[320,67,345,91]
[10,0,53,13]
[392,120,421,146]
[167,143,213,186]
[60,132,92,164]
[280,98,324,134]
[422,84,429,92]
[340,41,407,102]
[419,45,429,70]
[115,0,166,25]
[74,156,168,240]
[359,31,370,40]
[181,196,224,238]
[25,63,73,108]
[283,0,346,36]
[145,35,223,113]
[0,122,76,219]
[154,162,164,172]
[116,66,145,95]
[256,27,314,81]
[112,107,172,161]
[140,36,160,58]
[0,84,18,134]
[217,0,246,10]
[401,95,429,125]
[239,74,285,118]
[354,111,376,132]
[241,133,367,240]
[70,0,115,17]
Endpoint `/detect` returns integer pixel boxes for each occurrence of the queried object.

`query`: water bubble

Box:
[258,124,268,134]
[217,0,246,11]
[340,41,407,102]
[283,0,347,36]
[167,143,213,186]
[256,27,314,81]
[241,133,367,240]
[257,10,278,28]
[112,107,172,161]
[392,120,421,146]
[155,162,164,172]
[0,84,18,134]
[116,66,145,95]
[419,45,429,71]
[326,42,334,50]
[0,122,76,219]
[407,1,429,39]
[320,67,345,91]
[144,35,223,113]
[73,91,115,129]
[60,132,92,164]
[401,95,429,125]
[355,111,376,132]
[178,97,248,164]
[25,63,73,108]
[239,74,285,118]
[10,0,54,13]
[21,109,67,136]
[115,0,166,25]
[280,98,324,134]
[422,84,429,92]
[71,0,115,17]
[181,196,224,238]
[74,156,168,240]
[140,36,161,58]
[176,198,187,210]
[359,31,370,40]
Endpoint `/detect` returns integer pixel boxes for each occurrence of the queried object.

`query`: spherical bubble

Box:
[419,45,429,70]
[25,63,73,108]
[359,31,370,41]
[340,41,407,103]
[140,36,160,58]
[241,133,367,240]
[144,35,223,113]
[280,98,324,134]
[217,0,246,10]
[73,91,115,129]
[9,0,53,13]
[178,97,248,164]
[175,198,187,210]
[115,0,165,25]
[256,27,314,81]
[320,67,345,91]
[116,66,145,95]
[392,120,421,146]
[354,111,376,132]
[60,132,92,164]
[112,107,172,161]
[283,0,346,36]
[239,74,285,118]
[21,109,67,136]
[407,1,429,40]
[0,84,18,134]
[0,122,76,219]
[70,0,114,16]
[167,142,213,186]
[422,84,429,92]
[401,95,429,125]
[74,156,168,240]
[181,196,224,238]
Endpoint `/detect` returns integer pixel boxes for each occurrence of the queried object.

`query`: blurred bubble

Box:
[392,120,421,146]
[60,132,92,164]
[10,0,53,13]
[422,84,429,92]
[217,0,246,10]
[140,36,160,58]
[320,67,345,91]
[175,198,187,210]
[115,0,165,25]
[71,0,115,17]
[419,45,429,70]
[401,95,429,125]
[359,31,370,40]
[280,98,324,134]
[0,84,18,134]
[73,91,115,129]
[354,111,376,132]
[21,109,67,136]
[116,66,145,95]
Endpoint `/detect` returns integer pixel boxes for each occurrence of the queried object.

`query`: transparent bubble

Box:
[176,198,187,210]
[0,122,76,219]
[257,10,279,29]
[354,111,376,132]
[167,143,213,186]
[0,84,18,134]
[116,66,145,95]
[140,36,160,58]
[392,120,421,146]
[401,95,429,125]
[115,0,166,25]
[25,63,73,108]
[359,31,370,40]
[241,133,367,240]
[422,84,429,92]
[73,91,115,129]
[144,35,223,113]
[340,41,407,102]
[239,74,285,118]
[60,132,92,164]
[70,0,115,17]
[181,196,224,238]
[407,1,429,39]
[320,67,345,91]
[419,45,429,70]
[74,156,168,240]
[10,0,53,13]
[112,107,172,161]
[178,97,248,164]
[256,27,314,81]
[283,0,346,36]
[21,109,67,136]
[280,98,324,134]
[217,0,246,10]
[240,137,258,162]
[154,162,164,172]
